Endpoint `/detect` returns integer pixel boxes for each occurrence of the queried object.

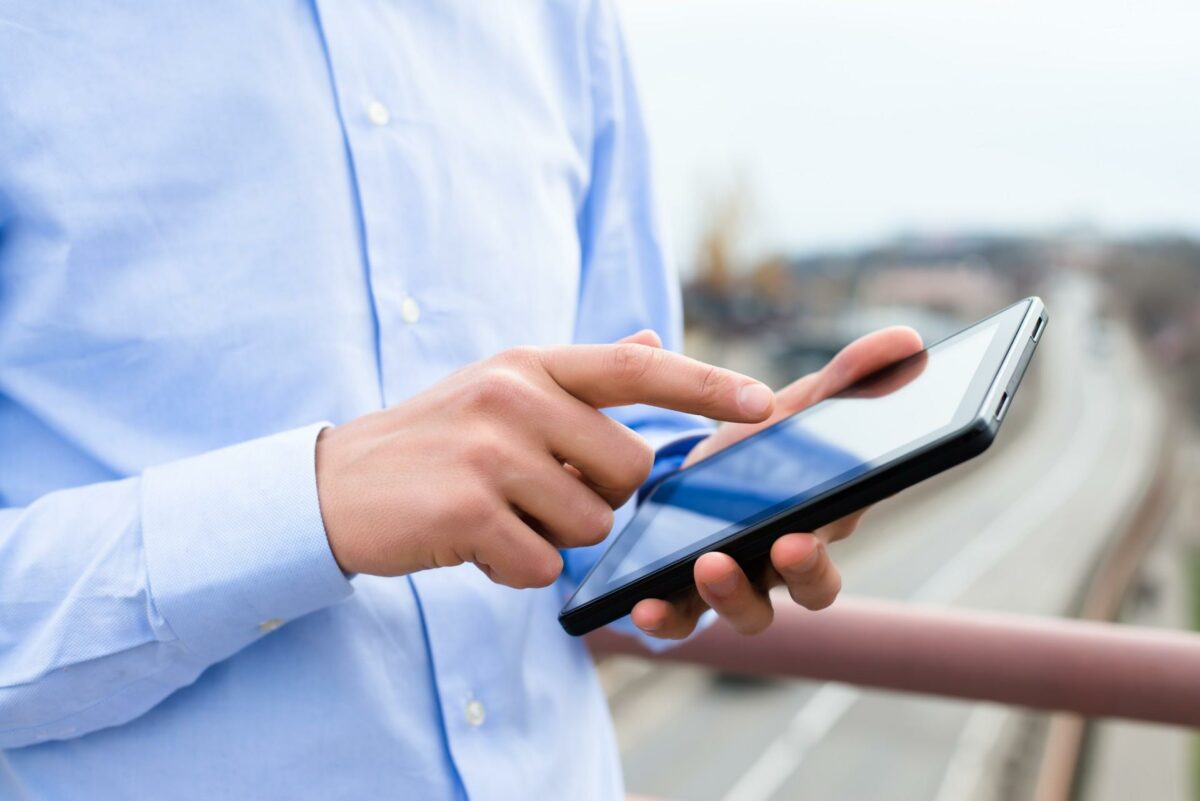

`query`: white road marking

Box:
[929,704,1011,801]
[719,685,860,801]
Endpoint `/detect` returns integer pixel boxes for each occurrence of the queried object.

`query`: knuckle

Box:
[633,438,656,481]
[608,343,657,384]
[464,431,509,472]
[455,487,497,526]
[578,500,615,545]
[800,571,841,611]
[783,541,826,579]
[592,431,654,502]
[620,436,656,489]
[469,367,529,410]
[736,608,774,636]
[496,345,542,370]
[696,363,726,401]
[523,549,563,588]
[823,571,843,605]
[595,502,616,537]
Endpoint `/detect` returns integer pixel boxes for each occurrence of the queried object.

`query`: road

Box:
[1080,433,1198,801]
[604,274,1168,801]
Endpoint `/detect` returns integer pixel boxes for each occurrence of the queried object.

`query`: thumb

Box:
[616,329,664,349]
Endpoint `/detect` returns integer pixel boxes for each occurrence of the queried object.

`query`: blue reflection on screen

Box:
[602,320,1000,587]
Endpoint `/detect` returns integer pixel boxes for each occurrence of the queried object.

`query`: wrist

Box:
[314,424,355,575]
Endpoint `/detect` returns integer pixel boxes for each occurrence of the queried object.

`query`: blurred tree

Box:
[1102,238,1200,420]
[694,174,752,297]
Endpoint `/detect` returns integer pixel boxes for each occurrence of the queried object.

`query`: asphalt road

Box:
[605,274,1167,801]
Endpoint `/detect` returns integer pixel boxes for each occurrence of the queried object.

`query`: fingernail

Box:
[737,382,773,417]
[705,571,738,598]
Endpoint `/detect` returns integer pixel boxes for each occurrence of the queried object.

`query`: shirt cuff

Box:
[141,423,353,663]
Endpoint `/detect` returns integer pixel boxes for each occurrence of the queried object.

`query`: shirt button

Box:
[366,100,391,127]
[400,296,421,324]
[464,699,486,728]
[258,618,285,633]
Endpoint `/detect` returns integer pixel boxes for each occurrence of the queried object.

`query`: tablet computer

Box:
[559,297,1047,636]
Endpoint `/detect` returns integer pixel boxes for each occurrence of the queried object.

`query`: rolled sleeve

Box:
[141,423,353,662]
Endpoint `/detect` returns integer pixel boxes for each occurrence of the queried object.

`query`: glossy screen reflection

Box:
[598,320,1002,590]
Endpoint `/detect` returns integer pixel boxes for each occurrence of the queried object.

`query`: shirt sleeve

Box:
[563,0,715,645]
[572,0,705,450]
[0,423,352,748]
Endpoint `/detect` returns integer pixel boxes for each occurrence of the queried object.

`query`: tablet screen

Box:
[566,302,1024,610]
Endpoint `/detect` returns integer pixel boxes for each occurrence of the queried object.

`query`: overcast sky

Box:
[615,0,1200,266]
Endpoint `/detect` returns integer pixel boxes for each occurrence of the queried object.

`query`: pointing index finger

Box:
[539,343,774,423]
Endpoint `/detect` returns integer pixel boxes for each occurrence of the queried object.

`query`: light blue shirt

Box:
[0,3,705,798]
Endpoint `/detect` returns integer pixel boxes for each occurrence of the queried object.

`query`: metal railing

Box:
[588,594,1200,728]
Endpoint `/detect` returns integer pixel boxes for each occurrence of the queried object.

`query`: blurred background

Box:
[601,1,1200,799]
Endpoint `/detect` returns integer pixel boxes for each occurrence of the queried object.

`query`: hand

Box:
[630,326,924,639]
[315,333,775,587]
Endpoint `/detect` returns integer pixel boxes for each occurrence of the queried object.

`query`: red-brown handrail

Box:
[588,594,1200,728]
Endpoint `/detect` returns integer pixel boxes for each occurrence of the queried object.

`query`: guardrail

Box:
[588,594,1200,728]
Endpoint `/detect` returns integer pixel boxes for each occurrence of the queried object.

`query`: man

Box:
[0,2,920,799]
